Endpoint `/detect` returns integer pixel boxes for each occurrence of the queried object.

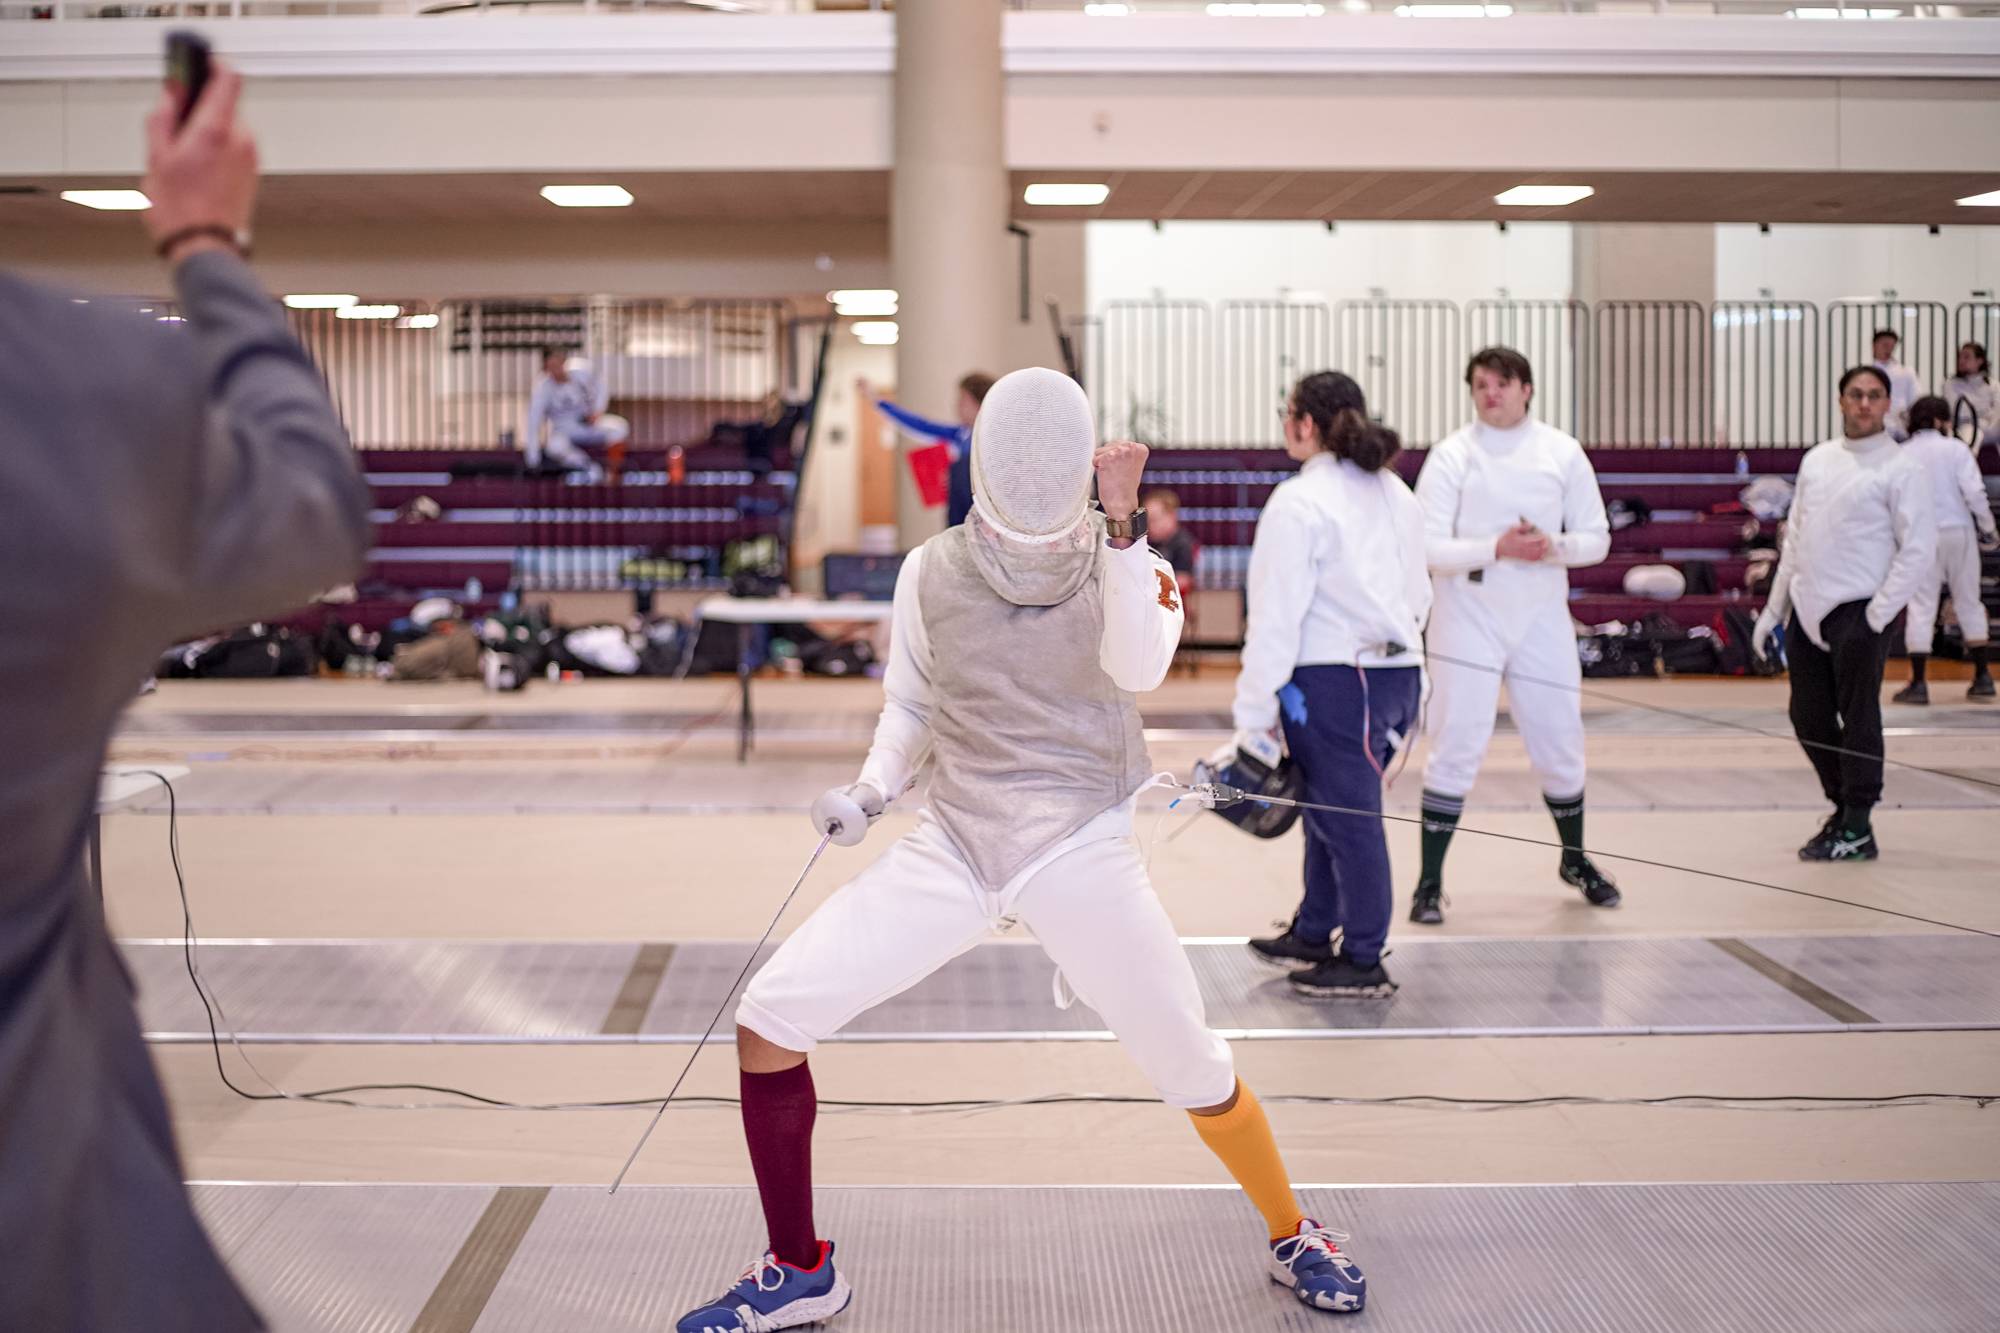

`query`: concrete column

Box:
[1573,224,1717,445]
[892,0,1012,543]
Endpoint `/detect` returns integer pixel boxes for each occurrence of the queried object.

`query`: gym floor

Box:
[103,668,2000,1331]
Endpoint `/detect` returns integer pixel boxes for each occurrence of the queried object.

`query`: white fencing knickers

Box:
[1421,586,1587,801]
[738,810,1238,1111]
[1905,526,1991,653]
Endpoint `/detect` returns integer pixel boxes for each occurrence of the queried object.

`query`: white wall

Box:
[1086,220,1573,305]
[1716,223,2000,305]
[1084,220,1573,445]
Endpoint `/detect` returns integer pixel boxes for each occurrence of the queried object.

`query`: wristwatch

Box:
[1104,507,1149,541]
[155,223,254,261]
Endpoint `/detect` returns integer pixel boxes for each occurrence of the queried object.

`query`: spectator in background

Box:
[1232,372,1430,999]
[873,371,996,527]
[525,344,627,480]
[1872,329,1923,440]
[1753,367,1933,860]
[0,64,369,1332]
[1893,395,1998,705]
[1145,488,1198,591]
[1946,341,2000,451]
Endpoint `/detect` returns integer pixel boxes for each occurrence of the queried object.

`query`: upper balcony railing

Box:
[8,0,1996,23]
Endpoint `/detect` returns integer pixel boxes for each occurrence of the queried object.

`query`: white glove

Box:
[810,782,885,847]
[1205,727,1282,774]
[1751,607,1780,662]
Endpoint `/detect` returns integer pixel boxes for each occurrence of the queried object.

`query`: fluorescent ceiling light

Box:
[1495,184,1595,206]
[540,185,634,208]
[398,313,442,329]
[1786,6,1898,15]
[1207,3,1326,13]
[283,294,358,310]
[1084,2,1133,12]
[829,288,899,316]
[1395,3,1511,13]
[1024,182,1111,207]
[1955,190,2000,207]
[851,320,899,345]
[335,304,401,321]
[1342,0,1372,9]
[61,189,151,211]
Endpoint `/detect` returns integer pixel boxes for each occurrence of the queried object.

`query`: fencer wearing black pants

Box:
[1754,366,1932,861]
[1785,600,1892,845]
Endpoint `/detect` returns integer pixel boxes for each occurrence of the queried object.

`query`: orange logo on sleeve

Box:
[1155,568,1181,613]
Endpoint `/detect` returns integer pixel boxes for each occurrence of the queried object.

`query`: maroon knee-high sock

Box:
[740,1062,820,1270]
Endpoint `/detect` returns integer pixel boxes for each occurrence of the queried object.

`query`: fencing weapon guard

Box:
[1188,748,1305,838]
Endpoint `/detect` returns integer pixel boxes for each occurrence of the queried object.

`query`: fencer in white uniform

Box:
[1872,330,1924,441]
[1409,347,1617,925]
[1946,341,2000,451]
[1893,395,1998,704]
[673,369,1369,1333]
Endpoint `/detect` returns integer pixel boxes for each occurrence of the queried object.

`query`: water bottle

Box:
[1734,450,1750,478]
[465,576,483,603]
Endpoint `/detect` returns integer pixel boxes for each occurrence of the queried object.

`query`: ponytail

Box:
[1291,371,1402,473]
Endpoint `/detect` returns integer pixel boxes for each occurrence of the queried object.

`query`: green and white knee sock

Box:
[1418,789,1464,885]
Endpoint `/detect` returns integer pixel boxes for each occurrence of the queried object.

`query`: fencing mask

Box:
[970,367,1097,542]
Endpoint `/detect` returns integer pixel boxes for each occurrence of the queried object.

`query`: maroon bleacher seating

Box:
[1568,593,1757,627]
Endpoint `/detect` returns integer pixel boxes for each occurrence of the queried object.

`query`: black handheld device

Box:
[166,31,212,127]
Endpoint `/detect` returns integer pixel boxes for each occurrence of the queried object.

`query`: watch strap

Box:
[1105,507,1149,541]
[155,224,252,261]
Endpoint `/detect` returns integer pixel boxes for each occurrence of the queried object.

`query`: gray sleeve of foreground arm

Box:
[167,251,372,637]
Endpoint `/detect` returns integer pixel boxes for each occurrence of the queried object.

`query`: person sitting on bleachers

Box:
[524,344,627,480]
[1144,488,1198,595]
[1946,341,2000,452]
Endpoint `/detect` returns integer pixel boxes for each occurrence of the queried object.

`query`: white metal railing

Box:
[9,0,1994,20]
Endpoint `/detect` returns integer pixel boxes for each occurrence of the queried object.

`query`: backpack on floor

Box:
[1578,631,1658,678]
[1712,605,1778,677]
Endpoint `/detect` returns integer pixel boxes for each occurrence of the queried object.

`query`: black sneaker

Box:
[1560,856,1621,908]
[1248,925,1336,971]
[1970,675,1996,702]
[1409,880,1445,926]
[1798,824,1879,861]
[1289,955,1398,999]
[1892,680,1929,706]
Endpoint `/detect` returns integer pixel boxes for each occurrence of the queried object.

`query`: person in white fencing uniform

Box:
[674,368,1370,1333]
[1892,395,1998,705]
[523,343,627,478]
[1946,340,2000,451]
[1409,346,1619,926]
[1232,371,1431,1000]
[1872,329,1924,441]
[1752,366,1934,861]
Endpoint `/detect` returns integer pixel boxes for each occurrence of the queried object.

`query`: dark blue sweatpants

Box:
[1278,664,1423,968]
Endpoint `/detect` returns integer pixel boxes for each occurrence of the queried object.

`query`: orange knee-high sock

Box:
[1188,1080,1307,1242]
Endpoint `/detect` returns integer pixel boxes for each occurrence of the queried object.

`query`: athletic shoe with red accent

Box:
[676,1243,852,1333]
[1269,1219,1367,1313]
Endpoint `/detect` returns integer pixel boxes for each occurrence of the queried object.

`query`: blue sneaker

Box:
[1269,1219,1366,1313]
[676,1242,852,1333]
